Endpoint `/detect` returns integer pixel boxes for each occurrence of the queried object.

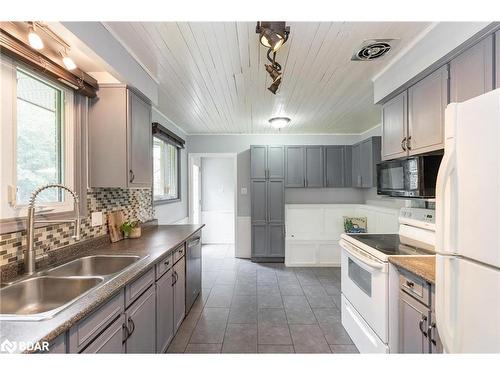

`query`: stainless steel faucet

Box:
[25,184,81,275]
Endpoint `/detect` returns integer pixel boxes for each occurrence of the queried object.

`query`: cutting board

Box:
[107,210,125,243]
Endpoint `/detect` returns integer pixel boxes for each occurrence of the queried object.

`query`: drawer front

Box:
[125,267,155,307]
[156,253,173,280]
[81,315,126,353]
[69,291,124,353]
[399,271,429,306]
[173,244,185,264]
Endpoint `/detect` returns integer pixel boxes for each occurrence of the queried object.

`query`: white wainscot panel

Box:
[201,210,234,244]
[285,204,399,267]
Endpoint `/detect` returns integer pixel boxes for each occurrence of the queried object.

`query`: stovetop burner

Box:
[345,233,433,256]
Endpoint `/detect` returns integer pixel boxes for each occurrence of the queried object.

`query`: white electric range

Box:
[339,207,435,353]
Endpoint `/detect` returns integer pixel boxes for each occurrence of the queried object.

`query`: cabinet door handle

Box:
[129,169,135,183]
[401,137,407,151]
[428,322,437,345]
[419,315,428,337]
[127,317,135,338]
[171,272,176,286]
[407,136,412,151]
[122,322,130,344]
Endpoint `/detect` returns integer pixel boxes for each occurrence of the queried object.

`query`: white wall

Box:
[152,108,190,224]
[201,157,235,244]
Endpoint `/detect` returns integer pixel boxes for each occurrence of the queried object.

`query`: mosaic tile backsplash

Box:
[0,188,154,267]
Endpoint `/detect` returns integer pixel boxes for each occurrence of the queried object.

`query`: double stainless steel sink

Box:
[0,255,142,321]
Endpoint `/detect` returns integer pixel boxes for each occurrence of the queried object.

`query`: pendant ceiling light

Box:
[269,117,291,129]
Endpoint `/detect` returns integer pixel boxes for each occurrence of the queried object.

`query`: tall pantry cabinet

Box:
[250,146,285,261]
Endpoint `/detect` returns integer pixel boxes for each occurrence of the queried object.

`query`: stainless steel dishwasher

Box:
[185,233,202,313]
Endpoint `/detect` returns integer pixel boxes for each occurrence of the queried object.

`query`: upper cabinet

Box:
[381,92,408,160]
[450,35,494,103]
[304,146,324,187]
[496,31,500,89]
[250,145,284,179]
[352,137,381,188]
[408,65,449,155]
[285,146,305,187]
[89,85,152,188]
[324,145,351,187]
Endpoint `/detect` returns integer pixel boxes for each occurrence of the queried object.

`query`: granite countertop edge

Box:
[388,255,436,284]
[0,224,204,353]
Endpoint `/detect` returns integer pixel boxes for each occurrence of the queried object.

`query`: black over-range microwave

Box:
[376,152,443,198]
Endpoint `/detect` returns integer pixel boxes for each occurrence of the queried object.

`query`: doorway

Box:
[189,153,237,251]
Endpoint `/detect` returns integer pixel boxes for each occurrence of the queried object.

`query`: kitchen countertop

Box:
[0,224,203,353]
[388,256,436,284]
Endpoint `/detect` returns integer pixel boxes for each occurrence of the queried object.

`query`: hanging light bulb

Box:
[28,24,44,50]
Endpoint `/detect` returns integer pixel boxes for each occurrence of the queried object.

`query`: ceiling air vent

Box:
[351,39,395,61]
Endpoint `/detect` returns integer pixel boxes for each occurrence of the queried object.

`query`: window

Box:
[153,137,180,202]
[1,56,75,220]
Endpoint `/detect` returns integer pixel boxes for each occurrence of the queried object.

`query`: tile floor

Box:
[167,244,358,354]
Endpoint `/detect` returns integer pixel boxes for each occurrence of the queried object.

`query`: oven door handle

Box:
[340,240,385,271]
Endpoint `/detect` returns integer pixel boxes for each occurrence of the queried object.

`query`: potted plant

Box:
[120,221,141,239]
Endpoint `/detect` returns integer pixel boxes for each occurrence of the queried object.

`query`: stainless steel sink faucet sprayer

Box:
[25,184,80,275]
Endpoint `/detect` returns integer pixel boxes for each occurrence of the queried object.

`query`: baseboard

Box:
[285,262,341,267]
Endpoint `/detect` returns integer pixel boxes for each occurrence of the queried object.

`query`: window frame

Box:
[0,55,83,231]
[153,136,181,205]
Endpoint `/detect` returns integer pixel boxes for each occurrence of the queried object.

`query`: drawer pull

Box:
[406,280,414,288]
[164,259,170,266]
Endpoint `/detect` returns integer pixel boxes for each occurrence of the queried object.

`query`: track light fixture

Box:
[60,50,77,70]
[257,22,290,95]
[256,22,290,52]
[28,23,44,50]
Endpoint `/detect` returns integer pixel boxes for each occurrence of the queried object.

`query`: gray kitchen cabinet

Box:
[251,224,268,258]
[450,35,494,103]
[156,269,174,353]
[496,31,500,89]
[399,291,431,354]
[250,179,267,224]
[324,146,346,187]
[381,91,408,160]
[305,146,324,187]
[285,146,305,187]
[267,179,284,223]
[89,84,152,188]
[343,146,353,187]
[268,224,285,257]
[268,145,285,178]
[173,256,186,333]
[250,146,267,179]
[124,286,156,353]
[351,137,381,188]
[408,65,448,155]
[251,145,284,179]
[81,315,126,354]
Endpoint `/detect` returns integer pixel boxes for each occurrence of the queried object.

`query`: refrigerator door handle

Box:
[435,148,456,254]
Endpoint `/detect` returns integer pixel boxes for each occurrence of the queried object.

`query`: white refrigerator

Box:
[435,88,500,353]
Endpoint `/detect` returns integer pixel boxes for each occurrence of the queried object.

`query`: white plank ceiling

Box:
[103,22,429,134]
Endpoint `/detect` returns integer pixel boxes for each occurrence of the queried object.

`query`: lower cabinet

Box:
[81,315,126,353]
[399,291,431,353]
[251,224,285,259]
[124,285,156,353]
[156,269,174,353]
[173,256,186,334]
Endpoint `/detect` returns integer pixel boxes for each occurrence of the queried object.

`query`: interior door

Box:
[191,156,202,224]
